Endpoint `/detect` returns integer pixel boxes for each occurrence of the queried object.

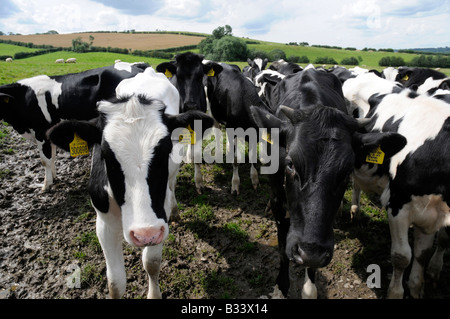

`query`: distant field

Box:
[0,51,167,84]
[0,32,449,85]
[0,42,39,56]
[0,32,206,50]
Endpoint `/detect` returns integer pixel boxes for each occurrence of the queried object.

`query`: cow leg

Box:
[142,244,163,299]
[37,139,56,191]
[95,206,126,299]
[168,156,181,222]
[268,162,289,296]
[408,227,435,298]
[250,163,259,190]
[427,227,450,287]
[350,177,361,221]
[193,138,204,194]
[387,207,412,299]
[302,268,318,299]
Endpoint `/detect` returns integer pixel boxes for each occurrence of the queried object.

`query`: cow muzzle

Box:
[129,226,165,247]
[288,242,333,269]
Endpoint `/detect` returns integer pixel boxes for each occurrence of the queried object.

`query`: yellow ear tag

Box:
[69,133,89,157]
[366,145,385,164]
[402,74,409,81]
[178,125,196,145]
[207,68,215,77]
[261,131,273,144]
[165,69,173,78]
[2,96,9,103]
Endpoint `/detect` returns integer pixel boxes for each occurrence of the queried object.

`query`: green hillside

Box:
[1,35,449,85]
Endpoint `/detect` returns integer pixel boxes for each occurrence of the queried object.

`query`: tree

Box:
[341,57,359,65]
[198,25,248,61]
[72,37,90,53]
[212,25,232,39]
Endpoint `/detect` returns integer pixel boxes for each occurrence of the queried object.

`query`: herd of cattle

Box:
[0,52,449,299]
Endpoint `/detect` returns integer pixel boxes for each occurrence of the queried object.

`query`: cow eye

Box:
[285,157,295,175]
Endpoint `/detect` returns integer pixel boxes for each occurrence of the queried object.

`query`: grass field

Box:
[0,50,169,84]
[0,32,449,85]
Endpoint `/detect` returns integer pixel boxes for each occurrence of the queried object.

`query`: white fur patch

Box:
[372,91,450,178]
[115,67,179,115]
[99,97,169,245]
[18,75,62,123]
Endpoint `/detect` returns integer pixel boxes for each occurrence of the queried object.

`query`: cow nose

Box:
[130,226,165,247]
[290,243,332,268]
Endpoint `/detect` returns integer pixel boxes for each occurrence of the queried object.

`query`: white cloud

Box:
[1,0,449,49]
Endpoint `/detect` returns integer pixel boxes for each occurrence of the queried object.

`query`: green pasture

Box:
[0,43,39,57]
[0,49,168,84]
[0,42,449,85]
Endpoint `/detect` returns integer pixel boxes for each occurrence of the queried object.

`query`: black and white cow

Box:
[269,59,303,75]
[352,90,450,298]
[250,68,406,298]
[0,62,149,191]
[156,52,223,194]
[342,72,404,124]
[242,57,269,82]
[47,68,214,298]
[156,52,223,114]
[396,67,447,89]
[205,63,274,195]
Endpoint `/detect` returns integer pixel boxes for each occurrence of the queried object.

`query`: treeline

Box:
[379,55,450,68]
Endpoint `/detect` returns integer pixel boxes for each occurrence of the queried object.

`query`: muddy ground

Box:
[1,123,450,300]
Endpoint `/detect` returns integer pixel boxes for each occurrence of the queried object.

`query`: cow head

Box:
[251,104,406,268]
[156,52,223,113]
[243,58,269,81]
[48,96,214,248]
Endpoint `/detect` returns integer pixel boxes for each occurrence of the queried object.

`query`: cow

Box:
[351,90,450,299]
[254,69,285,106]
[0,62,149,191]
[55,59,65,64]
[205,62,274,195]
[342,72,404,119]
[156,52,223,114]
[395,67,447,89]
[5,57,13,62]
[47,67,214,298]
[249,68,406,298]
[156,52,223,194]
[66,58,77,63]
[242,57,269,83]
[269,59,303,75]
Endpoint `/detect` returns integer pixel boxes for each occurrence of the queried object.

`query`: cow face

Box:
[48,97,214,248]
[251,104,406,269]
[156,52,223,113]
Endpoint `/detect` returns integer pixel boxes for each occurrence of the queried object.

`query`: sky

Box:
[0,0,449,49]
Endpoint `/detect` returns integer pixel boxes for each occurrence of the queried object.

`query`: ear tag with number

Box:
[366,145,385,164]
[402,74,409,81]
[2,96,10,103]
[261,131,273,144]
[179,125,196,145]
[70,133,89,157]
[165,69,173,78]
[207,68,215,77]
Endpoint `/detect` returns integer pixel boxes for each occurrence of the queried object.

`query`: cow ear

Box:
[250,105,282,130]
[47,120,102,152]
[0,93,15,106]
[352,131,407,164]
[439,79,450,91]
[156,62,177,79]
[166,110,214,134]
[203,62,223,77]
